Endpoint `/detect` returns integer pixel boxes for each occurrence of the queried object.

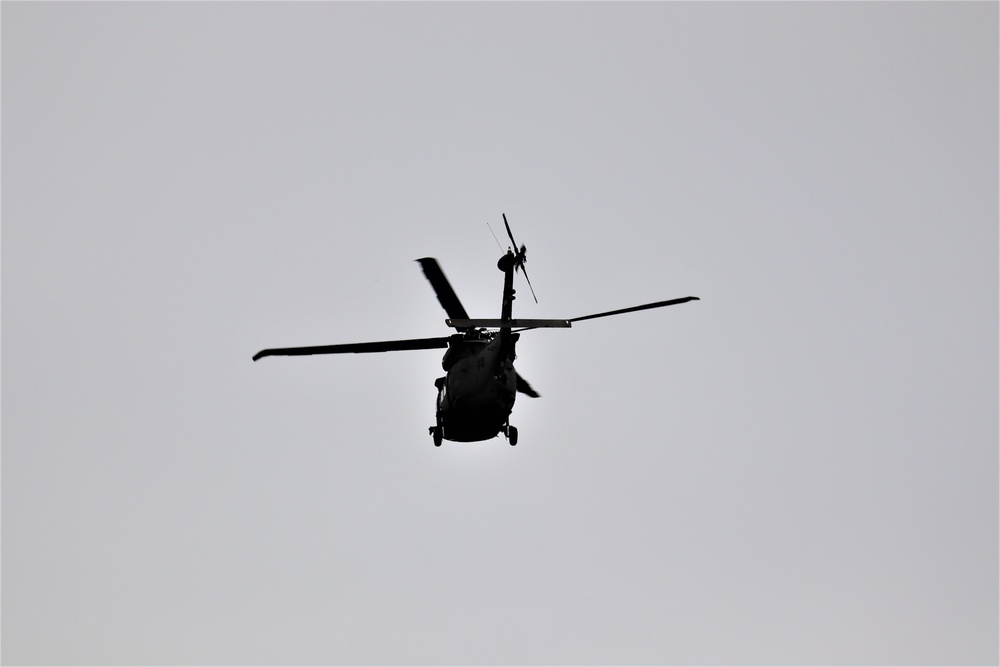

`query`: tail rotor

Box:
[502,213,538,303]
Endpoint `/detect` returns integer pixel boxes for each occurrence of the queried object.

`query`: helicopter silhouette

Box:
[253,215,699,446]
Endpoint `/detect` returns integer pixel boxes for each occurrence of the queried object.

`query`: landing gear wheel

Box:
[430,426,442,447]
[507,426,518,446]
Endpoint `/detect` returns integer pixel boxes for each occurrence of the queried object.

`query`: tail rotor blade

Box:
[520,265,538,303]
[502,212,517,250]
[502,215,537,302]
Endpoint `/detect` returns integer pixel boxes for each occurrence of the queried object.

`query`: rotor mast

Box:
[499,249,517,323]
[496,248,519,365]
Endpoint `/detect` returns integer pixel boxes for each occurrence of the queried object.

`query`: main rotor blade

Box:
[515,372,540,398]
[568,296,700,324]
[417,258,470,324]
[253,336,451,361]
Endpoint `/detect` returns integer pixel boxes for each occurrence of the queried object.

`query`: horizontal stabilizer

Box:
[446,318,571,329]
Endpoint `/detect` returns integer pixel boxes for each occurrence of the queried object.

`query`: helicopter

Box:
[253,215,699,446]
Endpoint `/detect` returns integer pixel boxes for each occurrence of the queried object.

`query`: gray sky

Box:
[2,2,997,664]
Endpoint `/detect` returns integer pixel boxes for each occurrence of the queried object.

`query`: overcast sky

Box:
[2,2,997,665]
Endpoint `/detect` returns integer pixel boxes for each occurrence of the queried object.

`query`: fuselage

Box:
[435,333,517,441]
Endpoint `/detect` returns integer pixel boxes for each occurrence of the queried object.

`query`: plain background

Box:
[3,2,997,664]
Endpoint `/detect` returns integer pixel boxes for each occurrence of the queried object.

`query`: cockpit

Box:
[441,331,493,370]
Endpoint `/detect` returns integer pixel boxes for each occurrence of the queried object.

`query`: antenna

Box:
[486,221,505,253]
